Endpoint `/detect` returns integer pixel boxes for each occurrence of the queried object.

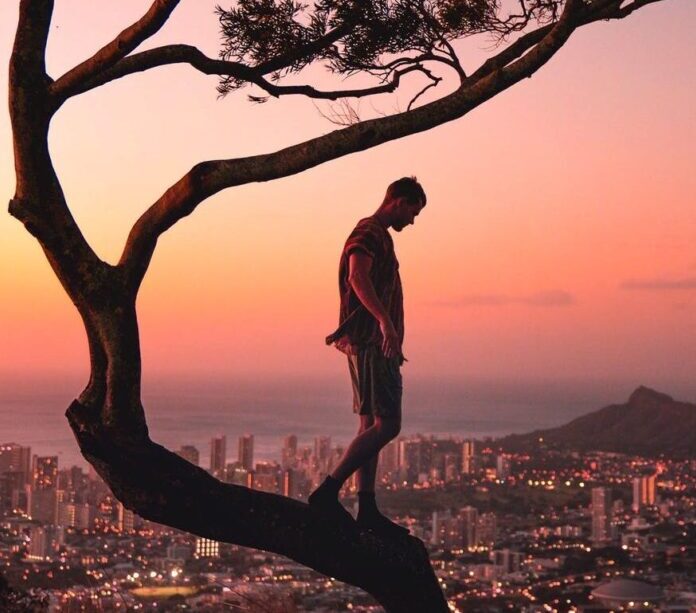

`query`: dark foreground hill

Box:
[500,386,696,457]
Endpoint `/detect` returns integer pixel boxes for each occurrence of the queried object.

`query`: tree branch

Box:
[66,401,449,613]
[52,43,432,103]
[50,0,181,101]
[118,0,586,289]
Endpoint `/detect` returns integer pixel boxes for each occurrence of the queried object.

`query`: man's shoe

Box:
[308,489,355,526]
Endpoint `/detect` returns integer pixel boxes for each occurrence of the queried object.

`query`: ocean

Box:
[1,374,692,469]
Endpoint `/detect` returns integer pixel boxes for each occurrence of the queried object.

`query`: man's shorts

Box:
[348,345,402,418]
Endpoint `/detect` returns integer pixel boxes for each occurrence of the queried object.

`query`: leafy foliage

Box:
[216,0,567,95]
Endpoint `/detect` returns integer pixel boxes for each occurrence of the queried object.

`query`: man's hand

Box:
[380,318,401,359]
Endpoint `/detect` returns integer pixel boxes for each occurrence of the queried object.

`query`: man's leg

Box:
[315,415,397,487]
[355,417,409,535]
[356,453,378,493]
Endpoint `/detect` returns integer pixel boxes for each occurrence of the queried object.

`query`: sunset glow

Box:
[1,1,694,386]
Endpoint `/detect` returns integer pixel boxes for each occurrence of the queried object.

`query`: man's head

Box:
[380,176,426,232]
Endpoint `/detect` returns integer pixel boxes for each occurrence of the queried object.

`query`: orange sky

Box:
[1,1,694,388]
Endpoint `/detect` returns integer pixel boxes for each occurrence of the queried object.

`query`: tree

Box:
[8,0,667,610]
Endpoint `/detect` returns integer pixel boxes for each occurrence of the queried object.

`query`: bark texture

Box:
[7,0,667,610]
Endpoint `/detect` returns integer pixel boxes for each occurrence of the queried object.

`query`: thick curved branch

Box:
[50,0,181,101]
[118,0,584,289]
[66,402,448,613]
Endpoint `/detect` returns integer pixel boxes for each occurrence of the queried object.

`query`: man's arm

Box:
[348,251,401,359]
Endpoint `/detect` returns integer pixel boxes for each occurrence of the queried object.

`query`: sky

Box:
[1,0,695,393]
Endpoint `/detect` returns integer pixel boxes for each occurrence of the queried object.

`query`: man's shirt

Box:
[326,216,404,356]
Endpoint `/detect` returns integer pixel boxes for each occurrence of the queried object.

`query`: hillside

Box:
[500,386,696,457]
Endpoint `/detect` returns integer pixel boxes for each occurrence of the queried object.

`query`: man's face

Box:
[392,197,425,231]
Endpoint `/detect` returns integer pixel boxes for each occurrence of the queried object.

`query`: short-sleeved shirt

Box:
[325,216,404,355]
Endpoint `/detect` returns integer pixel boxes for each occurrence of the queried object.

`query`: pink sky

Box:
[1,1,694,388]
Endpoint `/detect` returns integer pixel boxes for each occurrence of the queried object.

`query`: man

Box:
[309,177,426,536]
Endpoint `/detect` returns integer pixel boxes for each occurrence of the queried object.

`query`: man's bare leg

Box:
[309,416,407,535]
[329,416,400,483]
[356,453,378,492]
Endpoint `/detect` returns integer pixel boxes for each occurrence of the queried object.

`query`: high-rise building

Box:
[210,436,227,477]
[0,443,31,484]
[26,525,64,561]
[477,512,497,549]
[117,502,135,533]
[431,510,465,550]
[460,506,479,550]
[281,435,298,469]
[632,474,657,512]
[592,486,613,544]
[380,438,400,476]
[314,436,332,464]
[398,439,421,484]
[496,455,511,480]
[238,435,254,471]
[177,445,200,466]
[32,456,58,490]
[444,453,460,483]
[462,440,478,475]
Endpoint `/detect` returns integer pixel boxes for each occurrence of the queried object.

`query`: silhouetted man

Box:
[309,177,426,536]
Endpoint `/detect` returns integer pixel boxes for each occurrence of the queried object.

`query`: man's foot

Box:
[308,477,355,525]
[357,511,410,537]
[356,490,409,536]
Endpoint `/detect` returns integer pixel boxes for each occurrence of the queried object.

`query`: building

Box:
[238,435,254,471]
[117,502,135,533]
[431,510,464,550]
[313,436,331,472]
[591,579,664,609]
[32,455,58,490]
[252,461,281,494]
[477,512,497,549]
[462,440,478,475]
[0,443,31,483]
[177,445,200,466]
[210,436,227,477]
[632,474,656,512]
[496,455,511,480]
[26,525,64,561]
[376,438,400,485]
[281,435,298,469]
[398,439,421,484]
[491,549,524,574]
[195,537,220,558]
[461,506,478,550]
[30,488,58,524]
[591,486,613,544]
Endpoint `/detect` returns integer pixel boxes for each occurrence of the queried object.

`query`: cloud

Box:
[432,290,575,308]
[620,277,696,291]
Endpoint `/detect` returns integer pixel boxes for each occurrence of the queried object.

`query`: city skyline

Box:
[1,425,692,610]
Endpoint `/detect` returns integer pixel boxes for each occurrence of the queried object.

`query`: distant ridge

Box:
[500,386,696,457]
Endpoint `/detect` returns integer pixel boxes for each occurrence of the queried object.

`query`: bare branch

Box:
[50,0,181,101]
[313,99,363,127]
[251,64,431,101]
[407,68,443,111]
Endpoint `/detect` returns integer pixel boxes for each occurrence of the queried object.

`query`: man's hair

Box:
[385,176,426,207]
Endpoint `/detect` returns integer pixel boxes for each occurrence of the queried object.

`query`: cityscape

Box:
[1,427,694,612]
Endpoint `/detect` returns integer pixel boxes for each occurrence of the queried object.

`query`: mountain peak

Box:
[628,386,674,405]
